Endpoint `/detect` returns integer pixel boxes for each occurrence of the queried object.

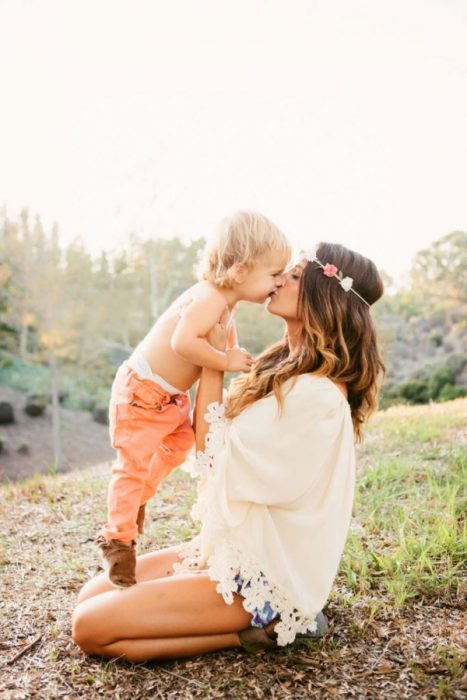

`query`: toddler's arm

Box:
[171,294,252,372]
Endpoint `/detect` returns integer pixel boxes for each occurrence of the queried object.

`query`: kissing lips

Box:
[264,289,278,308]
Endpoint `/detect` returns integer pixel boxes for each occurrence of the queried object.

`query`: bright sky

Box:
[1,0,466,279]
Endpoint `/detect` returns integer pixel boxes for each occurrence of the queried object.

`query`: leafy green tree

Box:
[0,210,28,354]
[411,231,467,308]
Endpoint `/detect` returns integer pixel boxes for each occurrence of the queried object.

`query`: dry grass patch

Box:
[0,400,466,698]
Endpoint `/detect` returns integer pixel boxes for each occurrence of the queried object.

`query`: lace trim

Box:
[180,402,227,478]
[196,401,228,473]
[174,402,228,564]
[209,541,318,646]
[175,401,318,646]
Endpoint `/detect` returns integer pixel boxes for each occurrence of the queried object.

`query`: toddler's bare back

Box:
[137,281,230,392]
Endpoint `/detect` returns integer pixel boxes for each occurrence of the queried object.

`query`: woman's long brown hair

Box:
[226,242,385,441]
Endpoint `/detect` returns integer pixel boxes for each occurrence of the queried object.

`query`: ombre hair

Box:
[226,242,385,441]
[198,211,291,288]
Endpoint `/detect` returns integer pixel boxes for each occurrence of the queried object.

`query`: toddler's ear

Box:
[231,262,248,284]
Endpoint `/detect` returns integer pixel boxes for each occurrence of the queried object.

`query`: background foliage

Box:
[0,207,465,411]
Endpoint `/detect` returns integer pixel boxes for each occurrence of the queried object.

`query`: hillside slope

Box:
[0,386,114,482]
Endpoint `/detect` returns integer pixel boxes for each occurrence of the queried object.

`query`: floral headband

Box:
[297,248,371,307]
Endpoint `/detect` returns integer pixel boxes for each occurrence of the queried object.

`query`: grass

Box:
[342,413,465,605]
[0,399,465,698]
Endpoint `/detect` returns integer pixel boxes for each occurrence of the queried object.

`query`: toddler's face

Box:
[266,260,307,320]
[237,252,287,303]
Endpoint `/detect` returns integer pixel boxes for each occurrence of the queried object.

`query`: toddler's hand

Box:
[226,346,254,373]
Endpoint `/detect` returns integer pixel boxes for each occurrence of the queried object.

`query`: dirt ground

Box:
[0,464,465,699]
[0,399,465,698]
[0,386,114,482]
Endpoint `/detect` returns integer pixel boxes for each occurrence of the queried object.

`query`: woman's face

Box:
[266,260,307,321]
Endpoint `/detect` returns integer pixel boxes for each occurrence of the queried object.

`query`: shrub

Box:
[398,379,429,404]
[427,368,456,400]
[25,394,48,417]
[429,330,443,347]
[0,402,15,424]
[438,384,466,401]
[93,403,109,425]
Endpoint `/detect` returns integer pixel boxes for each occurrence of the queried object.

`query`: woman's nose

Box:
[275,274,286,287]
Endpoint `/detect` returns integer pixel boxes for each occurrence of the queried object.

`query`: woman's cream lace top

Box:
[175,374,356,645]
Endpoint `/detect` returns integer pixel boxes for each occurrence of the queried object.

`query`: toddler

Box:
[96,211,291,587]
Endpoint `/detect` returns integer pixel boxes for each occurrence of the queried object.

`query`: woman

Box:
[72,242,384,661]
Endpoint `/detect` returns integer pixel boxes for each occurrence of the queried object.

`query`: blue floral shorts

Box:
[234,574,278,628]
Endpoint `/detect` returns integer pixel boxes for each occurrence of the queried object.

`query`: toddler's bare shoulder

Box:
[194,282,228,307]
[169,283,226,318]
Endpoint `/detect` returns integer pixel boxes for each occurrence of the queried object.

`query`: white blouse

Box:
[176,374,356,645]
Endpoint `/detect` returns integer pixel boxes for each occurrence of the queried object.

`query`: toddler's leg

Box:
[100,405,175,587]
[103,393,190,542]
[98,447,148,588]
[140,416,195,508]
[100,398,193,586]
[104,448,149,542]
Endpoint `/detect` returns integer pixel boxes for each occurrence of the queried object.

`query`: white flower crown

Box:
[297,248,370,307]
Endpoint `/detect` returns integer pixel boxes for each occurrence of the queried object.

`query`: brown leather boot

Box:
[239,619,278,653]
[239,612,329,653]
[136,503,146,535]
[95,535,137,588]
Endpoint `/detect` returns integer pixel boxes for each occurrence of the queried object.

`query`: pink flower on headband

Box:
[323,264,338,277]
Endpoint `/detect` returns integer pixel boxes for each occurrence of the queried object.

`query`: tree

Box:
[1,210,28,354]
[410,231,467,308]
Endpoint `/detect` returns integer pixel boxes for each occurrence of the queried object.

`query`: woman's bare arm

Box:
[193,313,229,452]
[194,369,225,452]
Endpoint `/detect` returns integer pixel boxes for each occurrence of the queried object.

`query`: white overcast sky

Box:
[0,0,466,279]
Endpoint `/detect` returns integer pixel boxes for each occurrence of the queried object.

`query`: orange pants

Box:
[102,362,194,542]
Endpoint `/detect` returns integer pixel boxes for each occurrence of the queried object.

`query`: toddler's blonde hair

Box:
[198,211,291,288]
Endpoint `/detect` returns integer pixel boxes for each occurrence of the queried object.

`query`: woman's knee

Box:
[72,602,107,656]
[76,581,92,605]
[76,572,111,604]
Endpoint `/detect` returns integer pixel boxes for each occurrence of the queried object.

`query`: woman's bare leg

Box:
[77,546,183,603]
[98,632,241,661]
[72,572,252,661]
